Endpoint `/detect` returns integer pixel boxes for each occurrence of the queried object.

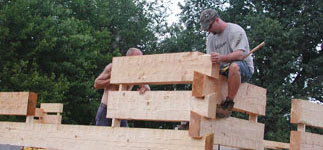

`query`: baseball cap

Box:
[200,9,219,31]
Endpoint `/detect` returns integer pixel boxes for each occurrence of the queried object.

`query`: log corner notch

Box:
[0,92,37,116]
[192,71,226,99]
[192,71,267,116]
[189,111,265,150]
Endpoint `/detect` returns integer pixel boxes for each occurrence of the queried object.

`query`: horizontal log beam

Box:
[290,131,323,150]
[107,91,217,121]
[192,72,267,115]
[189,111,264,150]
[40,103,63,113]
[291,99,323,129]
[110,52,219,84]
[0,92,37,116]
[263,140,290,149]
[0,122,213,150]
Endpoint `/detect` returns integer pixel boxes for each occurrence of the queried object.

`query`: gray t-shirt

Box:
[206,23,254,74]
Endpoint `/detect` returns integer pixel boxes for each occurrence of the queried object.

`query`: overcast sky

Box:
[167,0,183,24]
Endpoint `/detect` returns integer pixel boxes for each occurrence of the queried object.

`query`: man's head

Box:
[126,48,143,56]
[200,9,219,31]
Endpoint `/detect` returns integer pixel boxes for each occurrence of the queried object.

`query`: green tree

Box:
[0,0,164,125]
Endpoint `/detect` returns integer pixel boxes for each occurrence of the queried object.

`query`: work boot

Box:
[216,104,226,118]
[220,98,235,118]
[221,99,235,110]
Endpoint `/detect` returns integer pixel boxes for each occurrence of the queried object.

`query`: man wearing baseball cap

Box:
[200,9,254,118]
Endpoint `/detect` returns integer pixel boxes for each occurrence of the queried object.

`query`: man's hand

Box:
[210,52,223,63]
[138,85,150,94]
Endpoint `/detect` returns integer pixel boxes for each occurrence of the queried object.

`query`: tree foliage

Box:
[0,0,164,124]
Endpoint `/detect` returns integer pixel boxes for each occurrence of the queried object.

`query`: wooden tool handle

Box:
[243,42,265,59]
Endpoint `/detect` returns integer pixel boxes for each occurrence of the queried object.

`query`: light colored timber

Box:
[192,72,267,115]
[297,124,305,132]
[291,99,323,129]
[290,131,323,150]
[107,91,217,121]
[0,92,37,116]
[110,52,220,85]
[0,122,214,150]
[40,114,62,124]
[111,119,121,127]
[40,103,63,113]
[192,71,227,101]
[249,114,258,123]
[111,84,130,127]
[34,104,63,124]
[35,108,44,117]
[263,140,290,149]
[189,112,264,150]
[25,116,34,124]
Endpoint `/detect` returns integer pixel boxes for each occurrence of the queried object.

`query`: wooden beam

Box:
[297,124,305,132]
[107,91,217,121]
[40,103,63,113]
[110,52,220,85]
[263,140,290,149]
[290,131,323,150]
[192,71,226,100]
[291,99,323,129]
[111,119,121,127]
[40,114,62,124]
[249,114,258,123]
[0,122,214,150]
[35,108,44,117]
[192,72,267,116]
[189,112,264,150]
[0,92,37,116]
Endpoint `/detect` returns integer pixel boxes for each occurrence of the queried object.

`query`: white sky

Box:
[167,0,183,24]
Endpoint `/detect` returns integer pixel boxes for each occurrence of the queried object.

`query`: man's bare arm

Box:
[94,64,112,89]
[211,50,244,63]
[138,84,150,94]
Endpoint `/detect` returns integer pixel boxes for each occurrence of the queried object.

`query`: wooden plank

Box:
[0,92,37,116]
[40,103,63,113]
[263,140,290,149]
[192,71,226,101]
[107,91,217,121]
[41,115,62,124]
[192,72,267,116]
[25,116,34,124]
[110,52,220,84]
[249,114,258,123]
[290,131,323,150]
[0,122,214,150]
[111,119,121,127]
[297,124,305,132]
[189,112,264,150]
[35,108,44,117]
[291,99,323,129]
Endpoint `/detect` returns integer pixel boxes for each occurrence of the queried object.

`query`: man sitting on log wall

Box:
[200,9,254,118]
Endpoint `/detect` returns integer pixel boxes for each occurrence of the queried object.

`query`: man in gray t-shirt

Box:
[200,9,254,118]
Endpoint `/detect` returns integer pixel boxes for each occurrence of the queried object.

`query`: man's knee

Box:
[229,63,241,74]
